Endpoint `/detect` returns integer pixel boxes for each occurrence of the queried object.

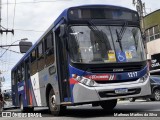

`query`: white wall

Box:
[147,38,160,57]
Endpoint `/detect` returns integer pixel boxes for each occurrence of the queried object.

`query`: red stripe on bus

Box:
[29,90,33,105]
[70,78,78,84]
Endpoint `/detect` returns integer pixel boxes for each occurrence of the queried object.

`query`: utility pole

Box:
[0,0,14,34]
[0,0,1,27]
[132,0,146,34]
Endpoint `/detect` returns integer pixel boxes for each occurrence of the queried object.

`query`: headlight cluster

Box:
[72,74,96,87]
[139,73,148,83]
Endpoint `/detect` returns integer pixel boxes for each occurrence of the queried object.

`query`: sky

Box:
[0,0,159,90]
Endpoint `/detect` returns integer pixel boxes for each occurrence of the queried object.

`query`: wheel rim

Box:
[155,90,160,101]
[50,94,58,110]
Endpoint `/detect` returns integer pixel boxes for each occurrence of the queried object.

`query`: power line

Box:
[13,28,44,32]
[1,47,21,54]
[1,0,71,5]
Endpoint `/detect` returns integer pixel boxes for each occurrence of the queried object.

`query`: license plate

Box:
[115,88,128,94]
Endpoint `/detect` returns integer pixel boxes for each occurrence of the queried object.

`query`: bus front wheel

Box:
[48,89,66,116]
[100,99,117,110]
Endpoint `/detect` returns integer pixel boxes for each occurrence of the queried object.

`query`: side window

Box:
[31,50,36,62]
[45,33,53,51]
[38,43,43,58]
[11,71,15,85]
[37,42,45,71]
[25,59,30,79]
[31,49,37,75]
[45,32,55,66]
[17,66,21,82]
[21,63,25,81]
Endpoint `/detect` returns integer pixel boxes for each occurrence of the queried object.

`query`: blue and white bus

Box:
[11,5,151,115]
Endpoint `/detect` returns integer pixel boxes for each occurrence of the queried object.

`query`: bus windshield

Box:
[68,25,146,63]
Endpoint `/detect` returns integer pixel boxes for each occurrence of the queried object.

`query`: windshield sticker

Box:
[116,51,127,62]
[108,50,116,62]
[129,46,137,58]
[125,51,132,59]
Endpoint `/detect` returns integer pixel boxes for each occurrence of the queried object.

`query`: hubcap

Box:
[155,90,160,101]
[50,95,57,110]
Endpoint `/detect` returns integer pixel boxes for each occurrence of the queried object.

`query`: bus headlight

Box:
[73,75,96,87]
[139,74,148,83]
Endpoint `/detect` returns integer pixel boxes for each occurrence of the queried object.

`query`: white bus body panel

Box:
[30,73,42,106]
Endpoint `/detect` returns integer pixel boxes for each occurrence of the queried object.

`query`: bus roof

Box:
[12,4,136,71]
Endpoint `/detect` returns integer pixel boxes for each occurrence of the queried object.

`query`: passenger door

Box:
[55,30,71,102]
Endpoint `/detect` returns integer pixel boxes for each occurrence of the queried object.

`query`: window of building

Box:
[145,25,160,42]
[154,25,160,39]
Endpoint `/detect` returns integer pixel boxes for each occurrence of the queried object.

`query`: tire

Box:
[129,98,136,102]
[48,89,66,116]
[20,96,25,112]
[100,99,117,110]
[153,89,160,101]
[150,98,155,101]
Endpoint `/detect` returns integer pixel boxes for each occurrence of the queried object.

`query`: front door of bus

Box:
[55,31,71,102]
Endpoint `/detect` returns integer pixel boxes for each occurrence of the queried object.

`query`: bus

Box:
[11,5,151,115]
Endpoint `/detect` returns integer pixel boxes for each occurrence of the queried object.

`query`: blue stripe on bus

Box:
[69,65,147,81]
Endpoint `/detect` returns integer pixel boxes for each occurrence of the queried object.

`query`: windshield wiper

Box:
[116,22,128,51]
[87,20,105,43]
[131,28,138,50]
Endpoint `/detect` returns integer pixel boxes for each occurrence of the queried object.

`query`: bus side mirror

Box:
[19,41,32,53]
[59,24,66,38]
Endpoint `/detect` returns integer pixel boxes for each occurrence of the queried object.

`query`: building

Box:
[144,9,160,55]
[143,10,160,74]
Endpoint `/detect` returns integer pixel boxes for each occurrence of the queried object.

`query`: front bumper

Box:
[72,77,151,103]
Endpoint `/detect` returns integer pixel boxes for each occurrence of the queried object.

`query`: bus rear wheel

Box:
[100,99,117,110]
[48,89,66,116]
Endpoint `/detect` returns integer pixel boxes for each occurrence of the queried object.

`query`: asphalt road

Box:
[1,100,160,120]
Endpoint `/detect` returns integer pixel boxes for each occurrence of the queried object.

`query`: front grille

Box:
[87,65,144,73]
[99,88,141,98]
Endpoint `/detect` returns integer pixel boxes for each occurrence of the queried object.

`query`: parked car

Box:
[129,75,160,102]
